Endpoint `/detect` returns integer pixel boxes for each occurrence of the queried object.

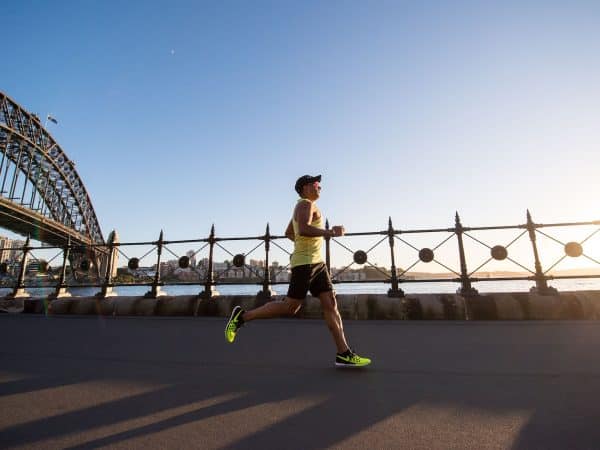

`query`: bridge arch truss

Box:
[0,92,104,245]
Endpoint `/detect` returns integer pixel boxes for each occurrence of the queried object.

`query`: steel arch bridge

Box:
[0,91,104,247]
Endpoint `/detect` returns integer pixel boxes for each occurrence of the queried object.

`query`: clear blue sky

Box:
[2,1,600,268]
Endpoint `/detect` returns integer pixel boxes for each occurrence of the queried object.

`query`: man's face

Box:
[302,180,321,200]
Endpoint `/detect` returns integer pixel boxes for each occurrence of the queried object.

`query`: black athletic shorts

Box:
[287,262,333,300]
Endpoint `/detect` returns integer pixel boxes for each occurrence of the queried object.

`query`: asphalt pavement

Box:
[2,314,600,449]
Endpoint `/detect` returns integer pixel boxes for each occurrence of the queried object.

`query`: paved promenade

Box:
[2,315,600,449]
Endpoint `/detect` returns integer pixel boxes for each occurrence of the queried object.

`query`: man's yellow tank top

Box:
[291,199,323,268]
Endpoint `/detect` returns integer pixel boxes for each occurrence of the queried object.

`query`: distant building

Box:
[335,269,367,282]
[213,262,229,272]
[273,269,290,282]
[26,260,40,274]
[186,250,197,267]
[0,236,25,263]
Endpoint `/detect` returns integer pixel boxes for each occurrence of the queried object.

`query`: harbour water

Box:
[2,278,599,298]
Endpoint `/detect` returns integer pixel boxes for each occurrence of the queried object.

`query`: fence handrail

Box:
[3,218,598,252]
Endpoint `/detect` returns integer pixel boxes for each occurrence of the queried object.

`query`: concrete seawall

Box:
[3,291,600,319]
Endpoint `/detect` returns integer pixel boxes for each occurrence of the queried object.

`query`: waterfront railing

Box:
[1,210,599,298]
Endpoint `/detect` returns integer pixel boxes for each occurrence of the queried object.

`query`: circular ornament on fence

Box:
[233,254,245,267]
[128,257,140,270]
[178,255,190,269]
[491,245,508,261]
[38,261,48,273]
[565,242,583,258]
[0,262,7,274]
[419,248,434,263]
[80,260,90,271]
[353,250,368,265]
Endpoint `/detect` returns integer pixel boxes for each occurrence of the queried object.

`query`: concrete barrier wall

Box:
[2,291,600,320]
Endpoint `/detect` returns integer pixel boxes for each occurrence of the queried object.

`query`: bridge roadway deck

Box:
[2,316,600,449]
[0,197,96,247]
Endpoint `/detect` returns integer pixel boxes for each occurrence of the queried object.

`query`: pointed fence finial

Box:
[108,229,119,244]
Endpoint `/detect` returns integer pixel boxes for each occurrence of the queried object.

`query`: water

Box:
[2,278,599,298]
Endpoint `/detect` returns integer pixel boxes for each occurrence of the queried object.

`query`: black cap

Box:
[294,174,321,194]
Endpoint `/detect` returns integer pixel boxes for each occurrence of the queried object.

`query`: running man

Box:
[225,174,371,368]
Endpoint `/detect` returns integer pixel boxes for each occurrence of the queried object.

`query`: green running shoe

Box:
[335,349,371,368]
[225,306,244,343]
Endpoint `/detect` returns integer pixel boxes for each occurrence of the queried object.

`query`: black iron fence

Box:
[1,210,599,299]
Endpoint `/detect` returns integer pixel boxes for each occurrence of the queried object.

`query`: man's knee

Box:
[283,298,302,315]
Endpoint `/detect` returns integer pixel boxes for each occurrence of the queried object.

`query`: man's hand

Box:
[330,225,345,237]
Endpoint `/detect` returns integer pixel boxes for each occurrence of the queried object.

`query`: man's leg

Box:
[226,265,309,343]
[317,288,371,367]
[318,290,349,354]
[225,297,302,343]
[242,297,302,322]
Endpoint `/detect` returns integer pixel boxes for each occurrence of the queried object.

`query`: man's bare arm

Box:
[285,220,295,242]
[295,201,345,238]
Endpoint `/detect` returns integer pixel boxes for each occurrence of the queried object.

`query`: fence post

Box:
[387,217,404,297]
[199,225,218,299]
[257,223,274,302]
[49,237,72,299]
[455,213,478,297]
[144,230,165,298]
[526,210,557,295]
[8,235,31,298]
[96,231,118,298]
[325,219,331,275]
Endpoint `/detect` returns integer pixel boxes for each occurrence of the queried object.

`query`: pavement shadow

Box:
[3,317,600,449]
[0,363,424,449]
